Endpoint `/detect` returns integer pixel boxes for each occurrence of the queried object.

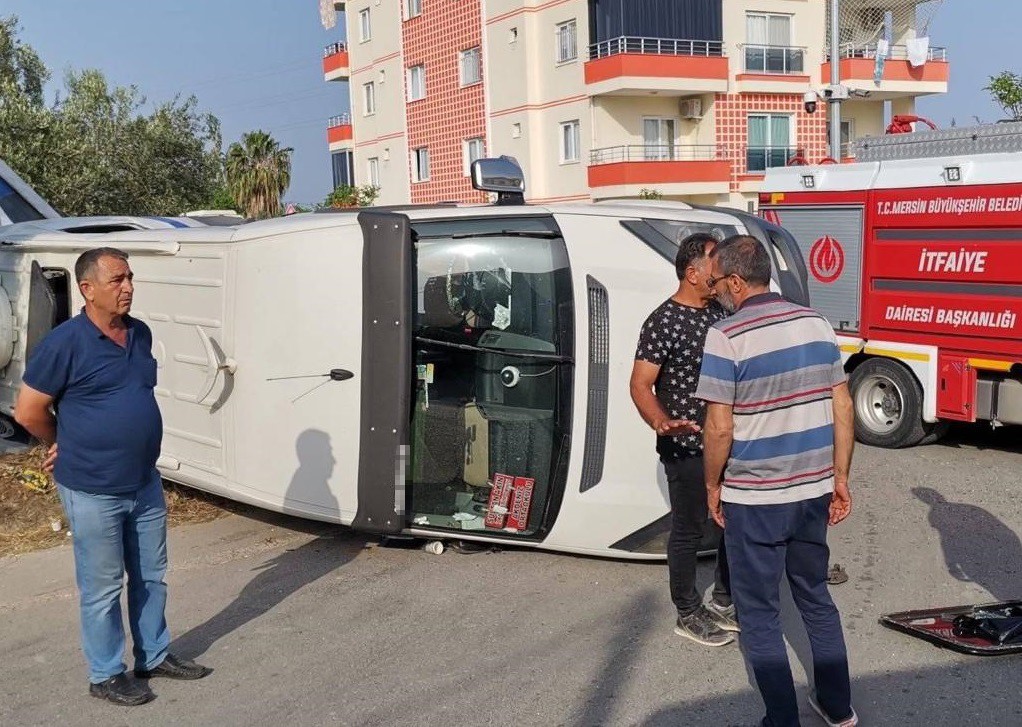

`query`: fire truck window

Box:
[409,217,572,538]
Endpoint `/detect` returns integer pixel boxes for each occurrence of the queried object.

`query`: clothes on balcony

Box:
[906,36,930,67]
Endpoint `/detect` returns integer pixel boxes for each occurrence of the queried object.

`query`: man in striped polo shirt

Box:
[695,236,857,727]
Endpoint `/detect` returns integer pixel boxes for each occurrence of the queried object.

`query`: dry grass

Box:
[0,446,234,558]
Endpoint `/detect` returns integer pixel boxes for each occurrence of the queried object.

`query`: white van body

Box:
[0,192,809,559]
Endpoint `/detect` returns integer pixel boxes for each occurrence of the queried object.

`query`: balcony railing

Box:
[746,146,797,173]
[834,42,948,62]
[742,45,806,75]
[324,41,347,57]
[328,114,351,127]
[589,36,725,61]
[590,145,723,165]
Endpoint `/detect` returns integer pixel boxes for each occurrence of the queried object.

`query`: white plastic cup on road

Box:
[424,540,444,555]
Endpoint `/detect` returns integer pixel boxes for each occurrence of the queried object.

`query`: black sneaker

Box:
[674,606,735,646]
[134,653,212,681]
[89,673,155,706]
[705,599,741,632]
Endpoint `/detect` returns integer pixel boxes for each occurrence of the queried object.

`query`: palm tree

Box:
[225,131,293,219]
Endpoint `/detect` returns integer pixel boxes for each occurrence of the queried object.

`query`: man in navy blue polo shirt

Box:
[15,247,211,706]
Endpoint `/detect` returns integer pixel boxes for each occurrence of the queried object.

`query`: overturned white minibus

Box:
[0,159,809,559]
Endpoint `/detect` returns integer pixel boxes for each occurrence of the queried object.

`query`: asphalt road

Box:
[2,423,1021,727]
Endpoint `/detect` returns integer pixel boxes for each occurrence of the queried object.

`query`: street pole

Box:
[829,0,842,159]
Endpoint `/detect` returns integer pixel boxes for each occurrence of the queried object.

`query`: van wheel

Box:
[849,358,938,448]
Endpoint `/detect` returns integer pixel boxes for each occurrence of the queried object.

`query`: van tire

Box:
[849,358,938,448]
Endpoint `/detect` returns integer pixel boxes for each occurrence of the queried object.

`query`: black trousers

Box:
[663,455,731,616]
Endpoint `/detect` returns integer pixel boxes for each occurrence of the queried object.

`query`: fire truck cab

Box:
[761,121,1022,448]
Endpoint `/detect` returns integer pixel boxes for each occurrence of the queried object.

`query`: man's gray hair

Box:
[712,235,771,287]
[75,247,129,284]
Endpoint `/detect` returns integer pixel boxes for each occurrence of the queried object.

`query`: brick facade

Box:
[714,92,830,193]
[402,0,488,204]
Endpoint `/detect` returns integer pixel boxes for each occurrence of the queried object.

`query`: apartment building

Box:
[321,0,949,210]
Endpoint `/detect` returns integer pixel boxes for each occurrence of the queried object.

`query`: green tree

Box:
[985,71,1022,121]
[206,186,238,211]
[0,16,224,217]
[324,183,380,208]
[225,131,292,219]
[0,15,48,105]
[51,70,224,216]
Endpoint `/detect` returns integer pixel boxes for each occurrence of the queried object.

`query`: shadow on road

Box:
[912,487,1022,602]
[171,428,368,658]
[571,589,659,727]
[638,658,1022,727]
[937,422,1022,454]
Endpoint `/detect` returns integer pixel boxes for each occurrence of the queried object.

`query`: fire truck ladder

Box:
[853,121,1022,162]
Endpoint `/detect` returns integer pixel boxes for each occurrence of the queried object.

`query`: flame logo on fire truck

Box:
[809,236,845,284]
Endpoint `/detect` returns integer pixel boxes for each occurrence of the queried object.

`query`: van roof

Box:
[0,200,748,250]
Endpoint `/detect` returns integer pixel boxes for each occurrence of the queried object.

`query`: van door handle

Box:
[195,325,237,405]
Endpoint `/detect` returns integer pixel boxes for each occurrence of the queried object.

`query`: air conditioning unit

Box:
[679,98,703,120]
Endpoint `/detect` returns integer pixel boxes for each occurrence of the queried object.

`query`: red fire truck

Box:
[759,121,1022,448]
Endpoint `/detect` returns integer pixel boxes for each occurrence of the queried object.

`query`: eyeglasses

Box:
[707,272,741,288]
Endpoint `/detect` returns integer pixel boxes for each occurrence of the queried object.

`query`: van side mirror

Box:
[470,156,526,205]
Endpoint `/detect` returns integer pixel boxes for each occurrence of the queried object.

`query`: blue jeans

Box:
[724,494,851,727]
[57,471,170,683]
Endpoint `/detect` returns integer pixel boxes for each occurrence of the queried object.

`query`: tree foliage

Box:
[324,183,380,208]
[0,15,226,216]
[225,131,292,220]
[985,71,1022,121]
[0,15,47,105]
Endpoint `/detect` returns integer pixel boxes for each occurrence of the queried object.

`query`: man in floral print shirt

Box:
[630,232,736,647]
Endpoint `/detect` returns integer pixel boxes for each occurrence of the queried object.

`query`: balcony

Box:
[323,42,349,81]
[735,45,811,93]
[822,43,949,99]
[327,114,353,151]
[587,145,730,199]
[584,37,729,96]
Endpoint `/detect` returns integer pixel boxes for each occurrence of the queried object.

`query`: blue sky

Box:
[3,2,1019,204]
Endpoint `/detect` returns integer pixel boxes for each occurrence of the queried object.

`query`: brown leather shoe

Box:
[89,673,155,706]
[134,653,212,680]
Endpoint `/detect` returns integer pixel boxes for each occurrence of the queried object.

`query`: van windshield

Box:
[409,216,573,538]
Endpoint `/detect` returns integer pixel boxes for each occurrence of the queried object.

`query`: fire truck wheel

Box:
[849,358,933,448]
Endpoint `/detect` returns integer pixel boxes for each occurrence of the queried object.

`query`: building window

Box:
[747,114,793,172]
[407,64,426,101]
[413,147,430,182]
[363,82,376,116]
[460,47,481,86]
[828,119,855,158]
[642,118,677,161]
[556,20,577,63]
[359,8,371,42]
[405,0,421,19]
[332,151,354,189]
[745,13,802,74]
[367,157,380,187]
[463,138,485,176]
[560,120,580,163]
